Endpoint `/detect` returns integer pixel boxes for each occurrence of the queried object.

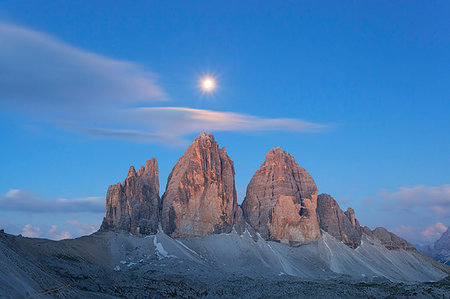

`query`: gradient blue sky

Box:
[0,1,448,247]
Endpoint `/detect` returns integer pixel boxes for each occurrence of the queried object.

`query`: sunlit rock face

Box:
[161,133,240,237]
[316,193,362,249]
[100,158,160,235]
[241,147,321,244]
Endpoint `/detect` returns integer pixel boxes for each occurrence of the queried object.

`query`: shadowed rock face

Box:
[361,226,416,251]
[424,227,450,265]
[241,147,320,244]
[435,228,450,252]
[161,133,240,237]
[100,158,160,235]
[316,193,362,249]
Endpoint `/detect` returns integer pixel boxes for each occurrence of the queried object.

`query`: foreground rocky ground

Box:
[1,229,449,298]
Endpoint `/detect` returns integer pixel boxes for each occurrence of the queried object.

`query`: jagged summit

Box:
[100,158,160,235]
[195,131,214,140]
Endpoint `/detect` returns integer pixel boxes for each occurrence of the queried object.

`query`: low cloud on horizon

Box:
[0,23,330,145]
[392,222,448,247]
[0,189,104,213]
[0,189,103,240]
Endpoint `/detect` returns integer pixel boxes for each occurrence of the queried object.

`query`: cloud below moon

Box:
[79,107,330,144]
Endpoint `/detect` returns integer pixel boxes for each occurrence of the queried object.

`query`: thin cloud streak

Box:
[79,127,185,145]
[82,107,331,144]
[134,107,329,133]
[0,189,104,213]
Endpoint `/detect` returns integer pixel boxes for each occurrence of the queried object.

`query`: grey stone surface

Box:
[0,229,448,298]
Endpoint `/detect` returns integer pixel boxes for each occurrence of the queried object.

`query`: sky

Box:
[0,1,448,248]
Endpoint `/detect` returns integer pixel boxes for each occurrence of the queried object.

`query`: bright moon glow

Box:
[201,77,215,92]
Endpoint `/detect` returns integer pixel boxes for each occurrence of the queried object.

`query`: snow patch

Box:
[113,265,120,271]
[153,236,177,259]
[323,236,333,257]
[175,239,201,257]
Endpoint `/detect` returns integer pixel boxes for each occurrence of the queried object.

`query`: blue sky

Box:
[0,1,448,247]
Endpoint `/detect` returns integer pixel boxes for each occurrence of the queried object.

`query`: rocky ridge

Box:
[99,132,418,252]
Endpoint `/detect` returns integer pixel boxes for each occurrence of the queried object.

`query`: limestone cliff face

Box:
[316,194,362,249]
[100,158,160,235]
[241,147,320,244]
[161,133,240,237]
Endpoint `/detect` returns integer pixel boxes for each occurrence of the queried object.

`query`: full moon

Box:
[201,77,215,92]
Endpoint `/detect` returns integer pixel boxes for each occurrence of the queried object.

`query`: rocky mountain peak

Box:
[424,226,450,265]
[435,227,450,251]
[161,132,240,237]
[344,207,360,229]
[100,158,160,235]
[127,166,136,178]
[316,193,362,249]
[241,148,320,244]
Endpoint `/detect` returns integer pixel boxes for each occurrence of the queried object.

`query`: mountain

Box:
[316,193,362,249]
[100,158,160,235]
[424,227,450,265]
[241,147,320,244]
[161,132,242,237]
[0,132,448,298]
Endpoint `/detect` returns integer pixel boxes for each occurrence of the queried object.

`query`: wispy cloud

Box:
[0,23,330,145]
[0,189,104,213]
[83,107,330,144]
[379,184,450,218]
[0,23,164,112]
